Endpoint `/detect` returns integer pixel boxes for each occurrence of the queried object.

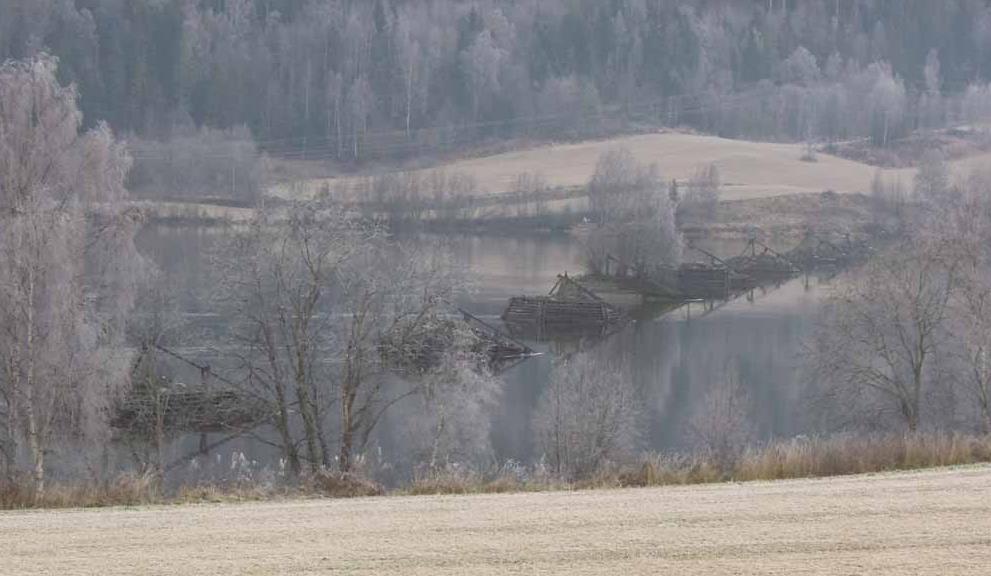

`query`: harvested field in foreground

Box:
[2,466,990,575]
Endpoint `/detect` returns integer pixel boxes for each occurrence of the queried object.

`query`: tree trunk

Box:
[339,381,355,474]
[24,266,45,498]
[154,387,167,476]
[406,57,413,140]
[262,326,301,476]
[4,357,19,480]
[339,369,357,474]
[978,377,991,435]
[293,309,324,472]
[273,380,301,476]
[294,378,323,474]
[25,388,44,498]
[335,98,342,161]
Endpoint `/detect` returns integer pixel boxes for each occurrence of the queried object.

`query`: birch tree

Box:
[585,149,682,277]
[0,55,142,494]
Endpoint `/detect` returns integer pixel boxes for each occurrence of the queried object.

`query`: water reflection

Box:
[137,225,825,468]
[493,275,824,461]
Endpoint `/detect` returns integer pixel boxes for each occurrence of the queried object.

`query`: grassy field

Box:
[270,131,988,203]
[2,465,989,575]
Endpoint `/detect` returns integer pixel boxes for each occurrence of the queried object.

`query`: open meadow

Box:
[270,131,990,203]
[2,466,989,575]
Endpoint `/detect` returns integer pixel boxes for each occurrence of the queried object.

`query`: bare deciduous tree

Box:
[218,204,374,475]
[532,352,640,481]
[810,240,954,432]
[688,365,755,466]
[220,205,466,475]
[914,150,950,206]
[943,176,991,433]
[334,238,465,473]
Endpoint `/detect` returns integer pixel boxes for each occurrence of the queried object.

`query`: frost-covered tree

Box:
[865,63,907,147]
[780,46,820,86]
[942,174,991,433]
[461,29,504,122]
[585,149,681,277]
[688,365,755,466]
[400,330,502,472]
[914,149,950,206]
[810,240,954,432]
[0,55,143,495]
[217,205,375,475]
[219,206,467,475]
[532,352,640,480]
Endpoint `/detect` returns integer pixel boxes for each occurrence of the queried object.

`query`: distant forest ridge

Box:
[4,0,991,162]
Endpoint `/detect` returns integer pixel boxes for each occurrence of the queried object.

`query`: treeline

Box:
[4,0,991,165]
[811,154,991,435]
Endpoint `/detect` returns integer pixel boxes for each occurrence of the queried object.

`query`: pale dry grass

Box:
[2,466,989,575]
[129,200,257,223]
[0,472,161,510]
[272,132,984,203]
[615,434,991,488]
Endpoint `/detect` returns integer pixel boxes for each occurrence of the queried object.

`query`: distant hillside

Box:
[273,131,989,203]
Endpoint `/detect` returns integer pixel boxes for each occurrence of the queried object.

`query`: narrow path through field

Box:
[2,466,990,575]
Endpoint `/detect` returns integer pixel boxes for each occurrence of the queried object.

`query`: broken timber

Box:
[116,344,269,435]
[725,238,802,277]
[502,273,625,338]
[459,307,539,370]
[787,232,872,269]
[379,304,536,376]
[113,388,269,434]
[679,244,751,298]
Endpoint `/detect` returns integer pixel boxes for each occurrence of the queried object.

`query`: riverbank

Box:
[3,433,989,510]
[2,463,989,575]
[679,191,877,241]
[134,189,877,241]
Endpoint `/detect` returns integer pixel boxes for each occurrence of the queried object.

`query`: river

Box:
[136,225,828,477]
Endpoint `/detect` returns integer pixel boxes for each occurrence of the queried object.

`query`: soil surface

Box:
[2,466,989,575]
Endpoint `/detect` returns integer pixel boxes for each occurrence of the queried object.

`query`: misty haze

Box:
[1,1,991,574]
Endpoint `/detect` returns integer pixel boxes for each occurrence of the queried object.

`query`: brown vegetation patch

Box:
[826,128,991,168]
[3,433,989,511]
[680,191,876,240]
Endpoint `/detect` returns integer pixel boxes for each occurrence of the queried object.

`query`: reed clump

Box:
[405,465,534,496]
[0,472,162,510]
[616,433,991,488]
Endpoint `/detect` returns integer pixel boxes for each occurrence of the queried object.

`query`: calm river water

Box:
[137,226,827,471]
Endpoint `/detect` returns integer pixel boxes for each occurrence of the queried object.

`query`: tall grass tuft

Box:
[615,434,991,488]
[0,472,161,510]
